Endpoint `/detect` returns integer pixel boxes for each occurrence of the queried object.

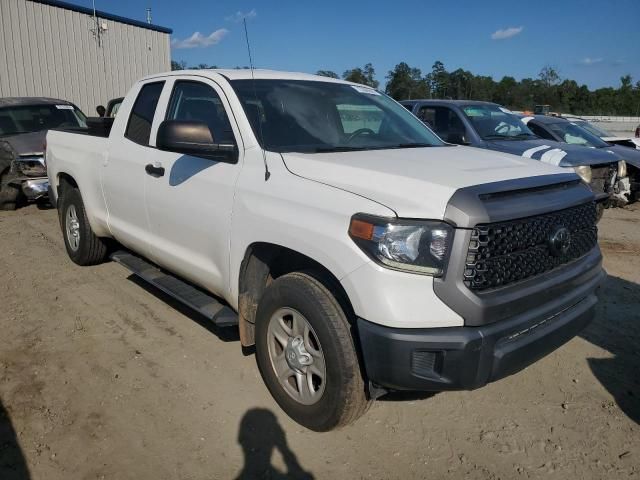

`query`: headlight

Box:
[617,160,627,178]
[13,156,46,177]
[573,165,592,184]
[349,214,454,276]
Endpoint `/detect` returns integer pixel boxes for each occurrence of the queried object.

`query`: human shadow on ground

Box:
[0,399,31,480]
[581,274,640,424]
[234,408,314,480]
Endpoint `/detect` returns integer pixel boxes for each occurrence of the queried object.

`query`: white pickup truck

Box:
[46,70,605,431]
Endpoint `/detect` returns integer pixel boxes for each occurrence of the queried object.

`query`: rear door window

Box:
[125,82,165,146]
[337,104,384,135]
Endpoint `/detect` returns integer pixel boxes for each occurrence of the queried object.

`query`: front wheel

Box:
[255,272,370,431]
[58,186,108,265]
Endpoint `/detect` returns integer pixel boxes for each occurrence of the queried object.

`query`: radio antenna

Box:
[244,18,270,181]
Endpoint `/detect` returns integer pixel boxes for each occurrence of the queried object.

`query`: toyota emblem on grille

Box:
[549,226,571,256]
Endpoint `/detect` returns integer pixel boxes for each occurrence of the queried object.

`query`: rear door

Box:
[143,76,244,296]
[102,80,166,254]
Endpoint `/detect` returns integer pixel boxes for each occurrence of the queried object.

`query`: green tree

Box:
[316,70,339,78]
[385,62,428,100]
[362,63,379,89]
[539,65,560,88]
[171,60,186,71]
[429,61,449,98]
[343,63,379,88]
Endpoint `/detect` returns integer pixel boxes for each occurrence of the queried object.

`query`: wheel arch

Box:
[237,242,355,347]
[56,171,79,193]
[55,171,111,238]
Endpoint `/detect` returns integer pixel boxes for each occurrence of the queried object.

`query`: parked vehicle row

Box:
[400,100,633,218]
[45,70,605,431]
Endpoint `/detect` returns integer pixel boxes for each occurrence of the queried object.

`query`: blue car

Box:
[401,100,629,215]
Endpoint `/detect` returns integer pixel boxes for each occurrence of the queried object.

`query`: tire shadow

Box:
[234,408,314,480]
[0,399,31,480]
[581,275,640,424]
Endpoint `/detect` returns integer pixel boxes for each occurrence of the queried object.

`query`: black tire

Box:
[58,186,108,265]
[0,169,19,211]
[255,272,370,431]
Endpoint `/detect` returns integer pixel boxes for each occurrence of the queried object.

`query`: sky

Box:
[66,0,639,90]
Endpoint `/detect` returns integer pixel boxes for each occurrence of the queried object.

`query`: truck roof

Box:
[0,97,75,108]
[400,99,497,107]
[141,69,357,85]
[526,115,571,125]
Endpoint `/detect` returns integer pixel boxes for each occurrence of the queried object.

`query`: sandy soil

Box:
[0,203,638,480]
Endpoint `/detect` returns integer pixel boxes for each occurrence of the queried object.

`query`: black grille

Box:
[464,202,598,291]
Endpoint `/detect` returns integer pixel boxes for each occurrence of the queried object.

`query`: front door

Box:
[143,77,244,297]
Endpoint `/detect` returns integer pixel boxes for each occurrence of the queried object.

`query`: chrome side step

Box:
[110,251,238,328]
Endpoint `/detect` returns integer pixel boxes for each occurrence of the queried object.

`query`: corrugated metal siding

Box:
[0,0,170,114]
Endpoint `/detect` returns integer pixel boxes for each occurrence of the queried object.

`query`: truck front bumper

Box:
[357,277,603,392]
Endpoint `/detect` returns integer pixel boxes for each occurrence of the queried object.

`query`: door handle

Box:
[145,163,165,177]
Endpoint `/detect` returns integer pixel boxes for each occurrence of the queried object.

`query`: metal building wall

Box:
[0,0,171,114]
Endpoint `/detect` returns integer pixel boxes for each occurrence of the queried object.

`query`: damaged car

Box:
[562,116,640,150]
[0,97,87,210]
[522,114,640,204]
[401,100,629,219]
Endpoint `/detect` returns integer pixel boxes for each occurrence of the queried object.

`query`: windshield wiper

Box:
[511,133,537,139]
[387,143,434,149]
[313,143,433,153]
[483,134,520,141]
[484,133,536,141]
[312,146,371,153]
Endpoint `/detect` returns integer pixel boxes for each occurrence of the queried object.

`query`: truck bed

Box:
[53,117,114,138]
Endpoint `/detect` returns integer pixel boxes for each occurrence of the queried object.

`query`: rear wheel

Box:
[58,186,108,265]
[0,169,19,211]
[255,272,370,431]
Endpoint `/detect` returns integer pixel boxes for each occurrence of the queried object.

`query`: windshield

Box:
[0,104,87,137]
[461,104,536,140]
[548,122,610,148]
[230,80,444,153]
[573,120,612,138]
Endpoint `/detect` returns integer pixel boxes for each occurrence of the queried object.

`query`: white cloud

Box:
[580,57,604,66]
[491,26,524,40]
[171,29,229,49]
[225,9,257,22]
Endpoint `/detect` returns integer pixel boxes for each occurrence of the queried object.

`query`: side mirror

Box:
[157,120,238,163]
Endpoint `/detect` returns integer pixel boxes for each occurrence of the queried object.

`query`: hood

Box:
[0,130,46,157]
[603,137,640,152]
[487,138,620,168]
[604,144,640,169]
[281,146,569,218]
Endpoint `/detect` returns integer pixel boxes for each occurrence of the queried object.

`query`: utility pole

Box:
[90,0,103,47]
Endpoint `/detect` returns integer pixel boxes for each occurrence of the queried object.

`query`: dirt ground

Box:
[1,203,638,480]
